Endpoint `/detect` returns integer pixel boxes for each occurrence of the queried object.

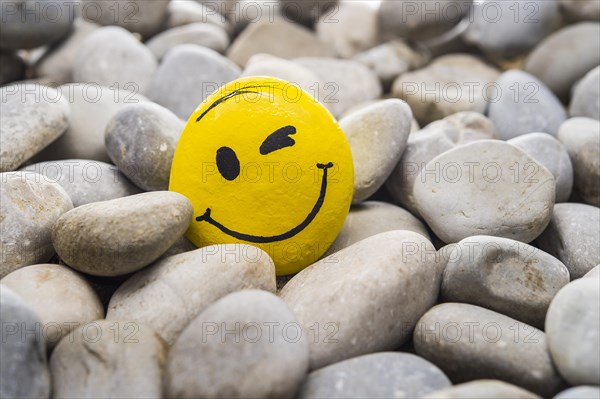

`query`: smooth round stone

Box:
[386,112,496,216]
[392,54,500,125]
[32,19,100,84]
[340,99,412,203]
[0,0,74,50]
[414,303,564,397]
[537,203,600,279]
[441,235,570,328]
[463,0,559,57]
[147,23,230,60]
[227,17,334,66]
[423,380,542,399]
[546,278,600,385]
[558,117,600,206]
[379,0,470,40]
[325,201,430,256]
[1,264,104,347]
[295,57,382,118]
[52,191,193,276]
[50,320,166,398]
[413,140,555,244]
[0,287,50,399]
[585,265,600,279]
[570,66,600,120]
[21,160,140,207]
[0,51,25,85]
[167,290,308,399]
[34,84,148,163]
[488,70,567,139]
[166,0,230,31]
[554,386,600,399]
[280,231,442,370]
[524,22,600,100]
[559,0,600,21]
[73,26,157,94]
[315,2,378,58]
[107,244,276,344]
[1,84,70,172]
[80,0,169,37]
[297,352,451,399]
[1,172,73,278]
[280,0,338,26]
[147,44,240,120]
[508,133,574,203]
[105,102,184,191]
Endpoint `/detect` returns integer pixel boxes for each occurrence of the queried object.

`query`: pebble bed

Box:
[1,0,599,398]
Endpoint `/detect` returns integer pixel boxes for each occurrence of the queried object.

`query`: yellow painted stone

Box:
[169,77,354,275]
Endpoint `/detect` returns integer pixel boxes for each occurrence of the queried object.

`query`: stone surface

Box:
[280,230,442,370]
[413,140,555,244]
[297,352,451,399]
[339,99,412,203]
[508,133,574,203]
[537,203,600,279]
[166,290,308,398]
[441,235,570,328]
[488,70,567,139]
[147,44,240,120]
[1,264,104,347]
[0,286,50,399]
[0,172,73,278]
[558,117,600,206]
[559,0,600,22]
[0,51,25,85]
[107,244,276,344]
[546,277,600,386]
[554,386,600,399]
[105,102,184,191]
[414,303,565,397]
[146,23,230,60]
[1,84,70,172]
[50,320,167,398]
[52,191,193,276]
[524,22,600,100]
[392,54,500,125]
[585,265,600,279]
[423,380,542,399]
[570,66,600,120]
[73,26,157,94]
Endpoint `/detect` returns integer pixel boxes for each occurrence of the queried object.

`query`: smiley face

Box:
[169,77,353,275]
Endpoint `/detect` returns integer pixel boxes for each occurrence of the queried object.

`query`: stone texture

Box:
[80,0,169,37]
[570,66,600,120]
[423,380,542,399]
[146,23,230,60]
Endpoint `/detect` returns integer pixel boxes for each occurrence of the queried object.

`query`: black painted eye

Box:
[260,125,296,155]
[216,146,240,181]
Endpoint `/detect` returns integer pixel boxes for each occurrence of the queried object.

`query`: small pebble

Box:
[423,380,542,399]
[146,23,230,60]
[570,66,600,120]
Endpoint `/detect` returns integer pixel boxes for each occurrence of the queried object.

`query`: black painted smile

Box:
[195,162,333,243]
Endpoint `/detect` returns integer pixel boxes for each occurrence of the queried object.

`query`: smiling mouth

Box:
[195,162,333,243]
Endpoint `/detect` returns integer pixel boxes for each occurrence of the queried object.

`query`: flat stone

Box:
[487,70,567,139]
[0,287,50,399]
[50,320,167,398]
[441,235,570,328]
[147,44,240,120]
[536,203,600,279]
[1,172,73,278]
[52,191,193,276]
[107,244,276,344]
[166,290,308,398]
[147,23,230,60]
[423,380,542,399]
[1,264,104,347]
[546,277,600,385]
[554,386,600,399]
[105,102,184,191]
[413,140,555,243]
[0,51,25,85]
[570,66,600,120]
[297,352,451,399]
[339,99,412,202]
[280,230,442,370]
[1,84,70,172]
[414,303,565,397]
[508,132,574,203]
[558,117,600,206]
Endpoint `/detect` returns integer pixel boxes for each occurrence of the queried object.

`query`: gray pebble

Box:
[554,386,600,399]
[297,352,451,399]
[423,380,542,399]
[0,51,25,85]
[146,23,230,60]
[166,290,308,399]
[1,172,73,278]
[105,102,184,191]
[571,66,600,120]
[52,191,193,276]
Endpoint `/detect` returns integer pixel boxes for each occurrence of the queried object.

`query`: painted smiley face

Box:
[169,77,353,275]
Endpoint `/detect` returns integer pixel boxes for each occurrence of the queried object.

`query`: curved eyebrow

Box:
[195,85,275,122]
[260,125,296,155]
